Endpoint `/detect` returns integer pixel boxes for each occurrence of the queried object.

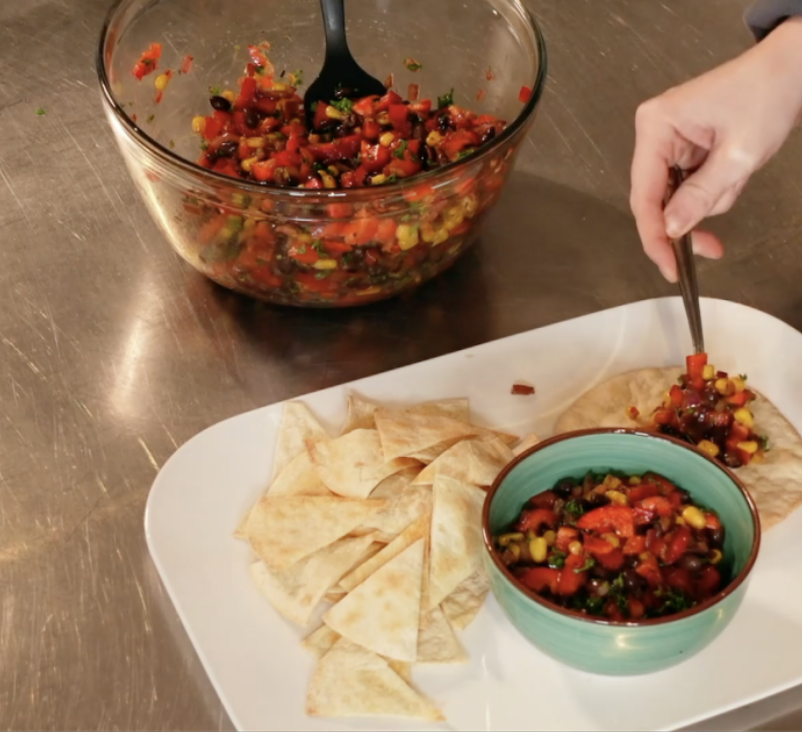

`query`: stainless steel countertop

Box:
[3,0,802,729]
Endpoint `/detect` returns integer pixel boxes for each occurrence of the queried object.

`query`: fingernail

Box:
[665,213,688,240]
[662,265,678,284]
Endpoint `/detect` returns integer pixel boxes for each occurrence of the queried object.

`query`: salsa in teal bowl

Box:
[482,428,760,676]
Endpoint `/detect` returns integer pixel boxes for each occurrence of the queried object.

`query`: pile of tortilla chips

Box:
[235,394,536,721]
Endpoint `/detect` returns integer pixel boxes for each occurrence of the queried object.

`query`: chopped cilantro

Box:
[209,86,222,96]
[331,98,353,114]
[311,239,326,256]
[437,88,454,109]
[393,140,408,159]
[291,69,304,85]
[574,557,596,574]
[585,596,605,615]
[739,373,748,381]
[200,140,209,151]
[146,114,155,123]
[314,271,329,280]
[655,587,693,615]
[564,499,585,518]
[547,551,566,569]
[403,57,423,72]
[608,574,628,612]
[296,244,307,254]
[168,139,175,149]
[35,108,46,116]
[759,434,770,451]
[457,148,476,160]
[386,174,399,183]
[310,101,319,113]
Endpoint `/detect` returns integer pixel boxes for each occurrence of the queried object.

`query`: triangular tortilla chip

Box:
[417,605,467,664]
[428,475,486,608]
[360,474,433,543]
[302,624,341,659]
[341,393,381,434]
[338,514,430,593]
[370,466,421,499]
[268,450,332,497]
[441,570,490,630]
[413,438,513,487]
[233,507,251,540]
[408,398,470,423]
[323,538,425,662]
[272,401,330,481]
[306,638,443,721]
[342,395,472,435]
[246,495,384,572]
[310,429,419,499]
[375,408,516,463]
[513,432,541,457]
[387,659,413,685]
[249,533,376,626]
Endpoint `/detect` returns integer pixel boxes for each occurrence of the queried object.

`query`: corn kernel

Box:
[628,475,642,486]
[191,116,206,134]
[682,505,707,530]
[507,543,521,561]
[604,475,622,490]
[734,408,754,428]
[370,174,388,186]
[715,378,734,395]
[426,130,443,147]
[313,258,338,270]
[396,224,420,250]
[432,227,449,246]
[319,171,337,189]
[702,364,715,380]
[154,73,171,91]
[697,439,720,458]
[443,206,465,231]
[497,532,524,547]
[379,132,395,147]
[543,530,556,547]
[240,156,259,172]
[709,549,723,565]
[675,516,686,526]
[737,440,759,454]
[662,392,672,408]
[271,82,289,93]
[461,193,478,218]
[568,540,583,556]
[602,533,620,549]
[606,490,628,506]
[525,530,535,542]
[420,223,436,243]
[325,105,344,120]
[639,551,653,562]
[222,89,236,103]
[376,111,390,125]
[530,537,548,563]
[356,286,382,297]
[731,376,746,393]
[246,137,266,148]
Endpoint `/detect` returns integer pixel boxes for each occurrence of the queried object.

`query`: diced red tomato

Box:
[132,42,162,80]
[627,483,660,503]
[517,567,560,594]
[180,55,194,75]
[623,534,647,555]
[635,552,663,587]
[637,496,673,518]
[686,353,708,380]
[595,547,625,571]
[694,565,722,597]
[557,553,588,596]
[555,527,579,553]
[582,535,615,556]
[627,598,646,620]
[518,85,532,103]
[664,566,693,595]
[527,490,558,510]
[516,508,558,533]
[662,525,692,565]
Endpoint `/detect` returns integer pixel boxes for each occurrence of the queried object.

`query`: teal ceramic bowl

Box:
[482,428,760,676]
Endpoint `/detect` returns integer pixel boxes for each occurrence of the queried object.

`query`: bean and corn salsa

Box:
[641,353,768,468]
[494,471,728,621]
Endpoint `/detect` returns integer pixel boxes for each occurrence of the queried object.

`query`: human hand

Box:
[630,17,802,281]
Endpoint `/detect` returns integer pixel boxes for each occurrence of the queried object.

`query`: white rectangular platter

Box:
[145,296,802,732]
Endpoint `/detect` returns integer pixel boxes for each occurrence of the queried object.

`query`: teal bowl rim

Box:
[482,427,761,628]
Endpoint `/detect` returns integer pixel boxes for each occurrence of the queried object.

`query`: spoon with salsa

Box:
[304,0,386,130]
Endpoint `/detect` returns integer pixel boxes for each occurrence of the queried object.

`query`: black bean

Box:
[590,565,610,581]
[412,121,426,141]
[216,140,239,158]
[480,126,497,145]
[623,568,641,591]
[552,479,576,498]
[708,526,725,548]
[678,554,703,572]
[244,108,260,129]
[210,95,232,112]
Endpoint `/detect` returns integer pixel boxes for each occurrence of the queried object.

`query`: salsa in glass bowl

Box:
[97,0,547,307]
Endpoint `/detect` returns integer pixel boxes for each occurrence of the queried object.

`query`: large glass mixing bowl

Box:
[97,0,547,307]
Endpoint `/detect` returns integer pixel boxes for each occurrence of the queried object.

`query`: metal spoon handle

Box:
[666,167,705,354]
[320,0,349,58]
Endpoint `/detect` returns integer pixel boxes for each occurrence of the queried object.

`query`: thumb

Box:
[664,146,754,239]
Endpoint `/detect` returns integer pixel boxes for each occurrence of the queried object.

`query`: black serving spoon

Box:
[304,0,386,129]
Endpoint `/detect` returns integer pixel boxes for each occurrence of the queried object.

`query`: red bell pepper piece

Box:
[622,534,647,555]
[627,483,660,503]
[627,597,646,620]
[664,566,693,595]
[686,353,708,381]
[637,496,673,518]
[235,77,258,110]
[288,243,319,265]
[661,525,692,565]
[179,55,194,75]
[441,129,481,161]
[322,240,353,256]
[374,218,398,246]
[518,85,532,103]
[516,508,559,534]
[595,547,625,571]
[582,535,615,556]
[527,491,558,510]
[635,552,663,587]
[132,42,162,80]
[557,553,589,596]
[352,95,379,117]
[203,116,223,142]
[252,160,276,182]
[327,202,353,219]
[669,383,684,407]
[517,567,560,595]
[362,119,381,141]
[726,391,749,407]
[374,90,404,112]
[342,218,380,247]
[555,527,579,553]
[705,512,722,532]
[577,505,635,538]
[388,103,411,136]
[694,564,722,598]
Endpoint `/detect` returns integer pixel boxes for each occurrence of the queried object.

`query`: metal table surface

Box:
[3,0,802,729]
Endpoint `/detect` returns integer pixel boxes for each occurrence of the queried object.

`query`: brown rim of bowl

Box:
[95,0,548,199]
[482,427,762,628]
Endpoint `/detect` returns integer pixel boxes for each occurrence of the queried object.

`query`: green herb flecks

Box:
[574,557,596,574]
[437,88,454,109]
[331,97,353,114]
[403,57,423,72]
[35,108,46,116]
[146,114,155,123]
[311,239,327,257]
[547,551,566,569]
[393,140,408,159]
[564,499,585,518]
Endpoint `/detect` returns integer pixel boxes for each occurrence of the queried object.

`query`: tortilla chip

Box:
[338,514,430,593]
[428,475,486,608]
[554,367,802,529]
[342,395,472,436]
[341,393,381,434]
[323,538,425,662]
[408,398,470,423]
[268,449,333,497]
[249,534,376,626]
[246,495,384,572]
[441,570,490,630]
[306,638,443,721]
[233,508,251,540]
[387,659,413,685]
[417,605,467,664]
[302,624,341,659]
[413,438,513,487]
[310,429,419,499]
[370,466,421,498]
[361,476,433,543]
[375,408,517,463]
[272,401,330,481]
[513,432,541,457]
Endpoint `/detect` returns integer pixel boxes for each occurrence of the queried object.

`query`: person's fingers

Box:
[663,145,755,238]
[690,229,724,259]
[707,179,747,216]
